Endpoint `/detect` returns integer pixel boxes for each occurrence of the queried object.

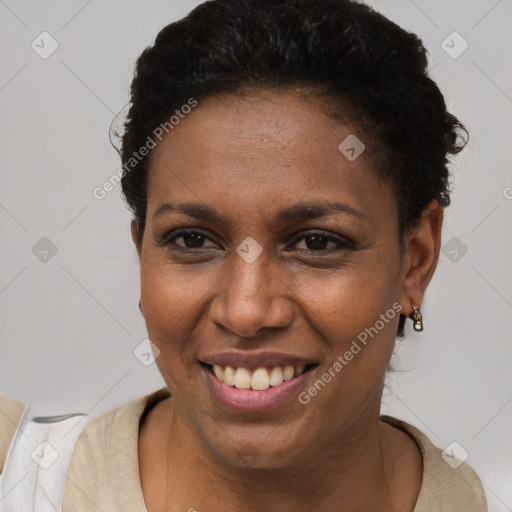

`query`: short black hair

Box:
[117,0,468,337]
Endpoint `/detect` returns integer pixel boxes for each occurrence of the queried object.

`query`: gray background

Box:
[1,0,511,509]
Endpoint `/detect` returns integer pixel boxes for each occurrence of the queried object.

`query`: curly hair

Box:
[117,0,468,337]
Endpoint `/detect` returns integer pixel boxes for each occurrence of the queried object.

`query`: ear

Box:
[131,219,142,258]
[399,200,444,317]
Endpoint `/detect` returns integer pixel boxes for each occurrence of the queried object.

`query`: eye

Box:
[157,229,355,254]
[288,231,354,253]
[157,229,219,250]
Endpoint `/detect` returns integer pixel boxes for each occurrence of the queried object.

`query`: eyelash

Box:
[156,228,356,254]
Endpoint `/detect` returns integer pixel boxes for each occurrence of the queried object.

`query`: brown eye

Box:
[289,231,354,253]
[176,232,208,249]
[157,229,218,250]
[296,234,336,251]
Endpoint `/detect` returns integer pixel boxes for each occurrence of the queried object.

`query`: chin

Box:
[200,420,311,470]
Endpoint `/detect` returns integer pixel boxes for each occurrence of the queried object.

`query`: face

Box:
[134,90,416,468]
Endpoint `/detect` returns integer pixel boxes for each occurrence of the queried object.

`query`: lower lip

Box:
[203,365,312,413]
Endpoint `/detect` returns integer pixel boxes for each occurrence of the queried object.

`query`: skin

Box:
[134,89,443,511]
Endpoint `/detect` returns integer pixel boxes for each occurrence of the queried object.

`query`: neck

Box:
[161,400,402,512]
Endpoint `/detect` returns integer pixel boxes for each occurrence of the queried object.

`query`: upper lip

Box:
[200,351,318,369]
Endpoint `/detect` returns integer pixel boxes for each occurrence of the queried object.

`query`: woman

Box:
[0,0,489,510]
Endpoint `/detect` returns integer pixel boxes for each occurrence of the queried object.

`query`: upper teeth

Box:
[212,364,306,390]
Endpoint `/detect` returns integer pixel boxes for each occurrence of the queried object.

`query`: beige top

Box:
[0,388,488,511]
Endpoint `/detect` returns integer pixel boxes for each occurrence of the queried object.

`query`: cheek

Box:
[141,247,400,342]
[294,256,401,385]
[295,270,400,428]
[140,239,401,371]
[295,253,400,336]
[139,256,231,385]
[140,260,202,363]
[141,253,219,322]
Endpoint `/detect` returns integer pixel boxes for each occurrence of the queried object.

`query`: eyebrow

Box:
[152,201,369,224]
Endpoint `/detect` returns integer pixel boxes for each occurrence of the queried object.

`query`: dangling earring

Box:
[138,299,144,318]
[410,304,423,332]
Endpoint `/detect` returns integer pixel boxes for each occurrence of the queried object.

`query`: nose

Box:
[209,248,294,338]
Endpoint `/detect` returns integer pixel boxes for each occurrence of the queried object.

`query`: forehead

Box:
[146,90,396,227]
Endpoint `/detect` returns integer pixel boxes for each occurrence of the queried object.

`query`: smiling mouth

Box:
[201,362,318,391]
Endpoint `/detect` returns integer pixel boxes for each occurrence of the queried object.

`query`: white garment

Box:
[0,405,92,512]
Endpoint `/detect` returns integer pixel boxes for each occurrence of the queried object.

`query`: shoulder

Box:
[63,387,171,511]
[0,394,91,511]
[68,386,171,454]
[0,394,27,475]
[381,415,488,512]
